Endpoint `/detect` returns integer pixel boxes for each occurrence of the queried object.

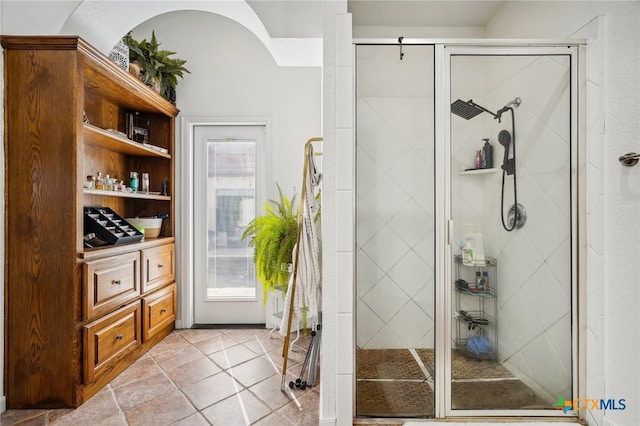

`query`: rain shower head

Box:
[451,99,501,121]
[451,99,486,120]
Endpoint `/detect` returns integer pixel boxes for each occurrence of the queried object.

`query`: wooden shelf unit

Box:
[2,35,179,409]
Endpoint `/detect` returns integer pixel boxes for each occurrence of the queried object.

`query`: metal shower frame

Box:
[352,39,586,421]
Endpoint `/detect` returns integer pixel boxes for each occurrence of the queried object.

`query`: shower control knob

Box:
[508,203,527,229]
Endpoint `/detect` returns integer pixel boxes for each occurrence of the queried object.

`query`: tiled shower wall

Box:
[356,45,435,350]
[451,54,573,402]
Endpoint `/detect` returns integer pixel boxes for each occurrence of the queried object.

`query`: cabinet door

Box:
[83,251,140,320]
[83,302,141,383]
[141,243,175,294]
[142,283,176,341]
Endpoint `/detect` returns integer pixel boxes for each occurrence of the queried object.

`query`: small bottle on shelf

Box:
[475,150,483,169]
[482,271,489,291]
[130,171,139,192]
[475,271,483,290]
[142,172,150,193]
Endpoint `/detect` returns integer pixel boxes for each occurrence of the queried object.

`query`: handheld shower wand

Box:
[498,129,515,175]
[498,106,526,232]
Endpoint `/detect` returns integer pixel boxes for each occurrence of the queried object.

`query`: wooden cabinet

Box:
[141,243,176,293]
[143,283,177,341]
[2,36,179,408]
[84,302,142,383]
[84,251,141,320]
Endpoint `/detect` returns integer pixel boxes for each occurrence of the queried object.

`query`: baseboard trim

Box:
[190,323,266,329]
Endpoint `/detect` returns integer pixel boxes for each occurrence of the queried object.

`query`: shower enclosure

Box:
[355,42,581,419]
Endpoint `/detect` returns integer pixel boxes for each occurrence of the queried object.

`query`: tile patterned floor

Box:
[1,328,320,426]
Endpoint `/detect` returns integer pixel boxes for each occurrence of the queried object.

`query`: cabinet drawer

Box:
[141,244,175,293]
[83,302,141,383]
[143,283,176,341]
[83,251,140,320]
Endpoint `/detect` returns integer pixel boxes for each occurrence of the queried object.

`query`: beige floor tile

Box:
[248,374,305,411]
[48,387,122,425]
[153,343,207,371]
[124,390,196,426]
[110,357,162,389]
[192,333,241,355]
[165,356,222,388]
[252,411,295,425]
[0,410,47,426]
[200,390,271,425]
[112,371,176,411]
[177,328,223,344]
[277,390,319,426]
[169,412,211,426]
[181,371,242,410]
[209,343,261,369]
[230,356,280,388]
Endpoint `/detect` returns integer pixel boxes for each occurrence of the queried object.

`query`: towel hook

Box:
[619,152,640,167]
[398,36,404,60]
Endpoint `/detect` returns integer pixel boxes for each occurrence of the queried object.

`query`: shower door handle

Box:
[447,220,454,246]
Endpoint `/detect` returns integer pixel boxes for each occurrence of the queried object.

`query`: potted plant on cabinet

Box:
[124,31,190,103]
[241,184,298,303]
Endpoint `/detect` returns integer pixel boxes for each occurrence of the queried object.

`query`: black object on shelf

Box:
[84,206,144,245]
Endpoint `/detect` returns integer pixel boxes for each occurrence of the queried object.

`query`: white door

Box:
[193,124,266,324]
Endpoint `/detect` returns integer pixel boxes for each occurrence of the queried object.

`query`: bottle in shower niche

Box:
[462,239,474,266]
[482,139,493,169]
[475,150,483,169]
[475,271,484,291]
[482,271,489,291]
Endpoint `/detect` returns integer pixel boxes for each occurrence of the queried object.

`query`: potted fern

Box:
[124,31,190,103]
[241,184,298,303]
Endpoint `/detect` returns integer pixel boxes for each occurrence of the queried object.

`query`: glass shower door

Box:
[355,44,436,418]
[447,48,577,414]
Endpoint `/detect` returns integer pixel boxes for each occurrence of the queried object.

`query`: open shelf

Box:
[83,188,171,201]
[459,167,499,175]
[84,124,171,159]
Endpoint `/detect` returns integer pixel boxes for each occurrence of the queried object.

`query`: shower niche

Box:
[453,256,497,360]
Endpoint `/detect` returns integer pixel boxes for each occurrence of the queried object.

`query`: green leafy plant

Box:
[241,184,299,303]
[124,31,190,101]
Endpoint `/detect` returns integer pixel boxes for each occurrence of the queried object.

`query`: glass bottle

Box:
[142,173,150,193]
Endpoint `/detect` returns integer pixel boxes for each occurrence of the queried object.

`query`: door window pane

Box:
[206,140,256,299]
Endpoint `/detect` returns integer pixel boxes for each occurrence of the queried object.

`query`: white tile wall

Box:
[333,12,354,426]
[355,46,436,351]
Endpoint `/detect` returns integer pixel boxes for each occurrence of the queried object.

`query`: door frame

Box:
[437,44,583,417]
[178,116,272,328]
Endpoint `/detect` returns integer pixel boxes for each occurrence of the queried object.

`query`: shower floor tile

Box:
[356,348,543,417]
[356,381,434,418]
[357,348,426,379]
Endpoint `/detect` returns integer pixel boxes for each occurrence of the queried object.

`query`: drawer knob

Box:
[115,333,124,340]
[157,264,164,268]
[112,280,121,285]
[161,308,167,314]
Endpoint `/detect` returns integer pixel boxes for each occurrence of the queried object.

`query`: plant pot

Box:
[129,62,141,79]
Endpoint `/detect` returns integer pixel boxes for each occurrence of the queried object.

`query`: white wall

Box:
[128,10,321,197]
